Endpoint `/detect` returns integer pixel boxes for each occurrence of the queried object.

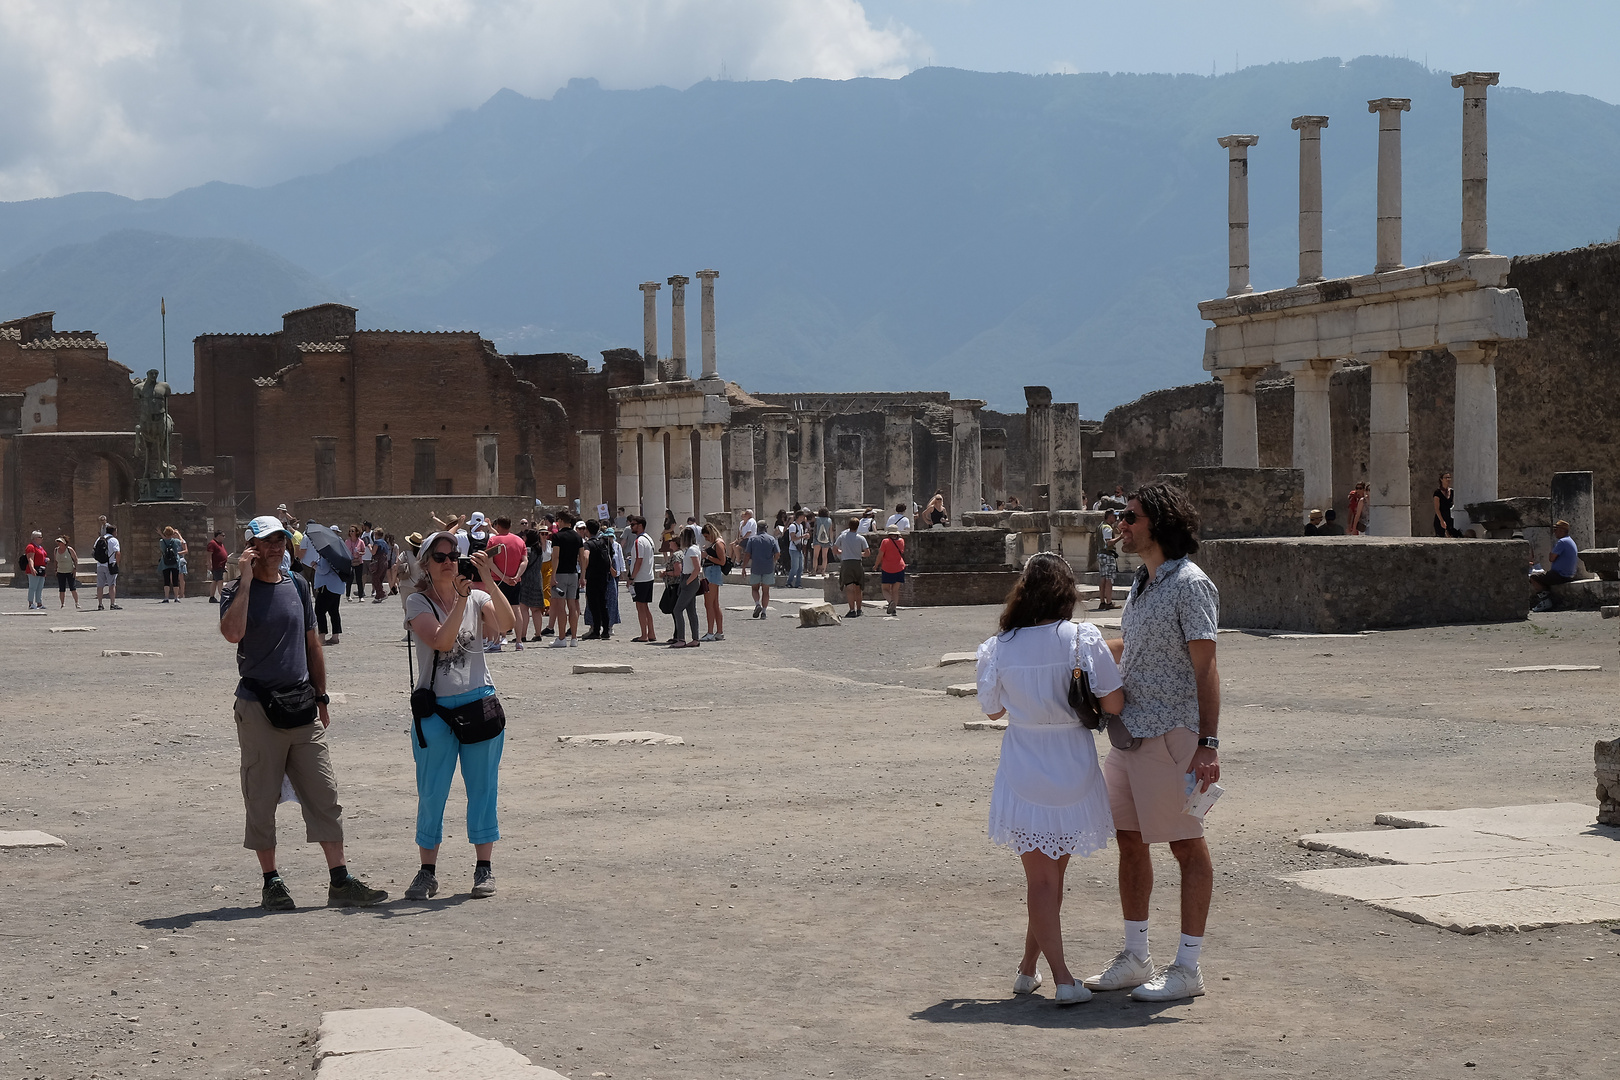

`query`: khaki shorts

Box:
[234,696,344,851]
[1103,726,1204,844]
[839,559,865,587]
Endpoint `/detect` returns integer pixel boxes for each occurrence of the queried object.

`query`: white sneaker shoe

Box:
[1083,949,1154,991]
[1053,982,1092,1006]
[1011,970,1042,995]
[1128,963,1205,1001]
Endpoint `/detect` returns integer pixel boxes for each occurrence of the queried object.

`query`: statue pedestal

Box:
[112,501,211,598]
[137,478,182,502]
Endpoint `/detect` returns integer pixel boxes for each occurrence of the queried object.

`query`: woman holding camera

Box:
[403,532,515,901]
[976,553,1123,1006]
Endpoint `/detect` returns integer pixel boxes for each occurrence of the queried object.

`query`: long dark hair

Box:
[1130,482,1201,560]
[997,553,1079,636]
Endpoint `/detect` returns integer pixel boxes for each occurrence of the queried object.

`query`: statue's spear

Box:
[160,297,167,383]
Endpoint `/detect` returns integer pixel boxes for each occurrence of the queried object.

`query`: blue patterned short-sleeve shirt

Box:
[1118,557,1219,738]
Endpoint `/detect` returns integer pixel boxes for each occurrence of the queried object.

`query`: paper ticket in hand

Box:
[1182,774,1224,819]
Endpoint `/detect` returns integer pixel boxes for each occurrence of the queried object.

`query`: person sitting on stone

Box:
[1303,509,1324,536]
[1530,520,1580,612]
[1319,509,1346,536]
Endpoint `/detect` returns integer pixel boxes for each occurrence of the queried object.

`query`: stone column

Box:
[313,437,338,499]
[951,400,984,520]
[834,433,864,511]
[1050,403,1083,510]
[616,429,641,518]
[474,433,499,496]
[1283,360,1335,516]
[696,269,719,380]
[1552,472,1595,551]
[213,455,236,525]
[698,425,725,520]
[1218,134,1260,295]
[641,430,668,527]
[760,413,792,517]
[374,434,393,495]
[667,428,695,522]
[411,438,437,496]
[1291,115,1328,284]
[1024,386,1053,493]
[1365,352,1413,535]
[931,431,955,520]
[1450,342,1498,530]
[1368,98,1412,273]
[1219,368,1263,469]
[727,425,756,516]
[578,431,602,514]
[798,416,827,510]
[981,428,1007,507]
[667,275,690,380]
[514,454,536,499]
[881,407,913,516]
[639,281,661,383]
[1453,72,1499,256]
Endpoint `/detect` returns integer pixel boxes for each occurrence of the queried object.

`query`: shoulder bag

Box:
[1068,625,1140,750]
[408,594,506,748]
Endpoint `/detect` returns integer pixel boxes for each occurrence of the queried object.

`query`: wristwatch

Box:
[315,694,331,705]
[1197,736,1219,749]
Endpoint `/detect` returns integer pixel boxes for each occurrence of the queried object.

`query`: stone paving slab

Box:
[963,718,1007,731]
[316,1007,566,1079]
[938,652,976,666]
[48,626,96,633]
[1284,861,1512,901]
[571,663,633,674]
[0,830,67,848]
[1297,827,1551,864]
[945,683,977,696]
[1488,664,1602,672]
[1371,887,1620,935]
[557,731,685,746]
[1376,802,1600,836]
[102,649,163,657]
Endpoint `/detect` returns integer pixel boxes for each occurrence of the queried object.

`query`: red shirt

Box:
[24,543,48,574]
[208,538,229,571]
[488,532,525,581]
[878,535,906,573]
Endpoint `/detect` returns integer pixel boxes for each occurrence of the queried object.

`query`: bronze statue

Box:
[134,369,175,480]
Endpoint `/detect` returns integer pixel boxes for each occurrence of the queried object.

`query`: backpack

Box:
[94,534,110,564]
[815,519,831,545]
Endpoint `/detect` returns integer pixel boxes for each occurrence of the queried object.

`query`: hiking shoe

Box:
[109,603,122,610]
[327,874,389,908]
[847,609,862,618]
[261,876,296,912]
[471,865,496,898]
[1054,982,1092,1006]
[1012,970,1043,995]
[1084,950,1154,992]
[752,605,762,618]
[1129,963,1205,1001]
[404,867,439,901]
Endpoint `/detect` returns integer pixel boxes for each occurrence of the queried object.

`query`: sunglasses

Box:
[428,550,459,563]
[1118,510,1140,524]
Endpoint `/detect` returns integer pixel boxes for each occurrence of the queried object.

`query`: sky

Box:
[1,0,1616,202]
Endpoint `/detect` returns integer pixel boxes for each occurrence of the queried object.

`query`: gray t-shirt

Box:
[220,574,315,700]
[835,529,868,561]
[745,532,780,568]
[405,590,495,698]
[1118,557,1219,738]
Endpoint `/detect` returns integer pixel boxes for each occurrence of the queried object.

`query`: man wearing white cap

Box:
[219,515,387,911]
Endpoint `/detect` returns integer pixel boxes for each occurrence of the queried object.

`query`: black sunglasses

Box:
[428,550,458,563]
[1118,510,1140,524]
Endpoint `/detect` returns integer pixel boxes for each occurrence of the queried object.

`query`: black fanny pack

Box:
[410,596,507,748]
[247,678,319,729]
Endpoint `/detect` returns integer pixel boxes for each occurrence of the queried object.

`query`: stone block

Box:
[49,626,96,633]
[964,718,1007,731]
[1549,579,1620,610]
[961,511,1011,528]
[1463,496,1550,537]
[906,527,1009,571]
[1604,606,1620,619]
[821,567,1021,608]
[945,683,977,696]
[1177,467,1303,540]
[798,603,841,627]
[1599,738,1620,827]
[1193,537,1530,633]
[102,650,162,657]
[0,830,66,848]
[1005,511,1049,533]
[939,653,976,666]
[1375,803,1602,836]
[1489,664,1602,673]
[1578,548,1618,581]
[1284,861,1512,901]
[571,663,633,674]
[1297,828,1551,864]
[316,1007,566,1079]
[1372,888,1620,935]
[557,731,684,745]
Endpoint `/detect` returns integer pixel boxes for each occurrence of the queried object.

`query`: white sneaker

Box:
[1083,949,1154,991]
[1011,970,1042,995]
[1053,982,1092,1006]
[1128,963,1205,1001]
[700,632,716,642]
[548,637,570,649]
[567,636,578,647]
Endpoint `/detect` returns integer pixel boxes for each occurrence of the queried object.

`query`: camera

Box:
[457,557,478,580]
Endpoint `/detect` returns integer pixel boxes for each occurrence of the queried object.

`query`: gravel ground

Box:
[2,584,1618,1079]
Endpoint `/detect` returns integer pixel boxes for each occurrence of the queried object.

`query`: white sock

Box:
[1123,919,1151,960]
[1175,934,1204,970]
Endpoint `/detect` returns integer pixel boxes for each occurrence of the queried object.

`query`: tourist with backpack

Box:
[93,525,121,610]
[812,507,834,576]
[160,526,184,603]
[21,531,48,610]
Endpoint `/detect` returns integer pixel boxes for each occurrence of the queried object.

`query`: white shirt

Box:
[886,513,911,533]
[103,536,121,561]
[453,530,470,556]
[857,516,874,534]
[679,544,703,577]
[977,621,1122,728]
[631,533,656,582]
[739,517,757,539]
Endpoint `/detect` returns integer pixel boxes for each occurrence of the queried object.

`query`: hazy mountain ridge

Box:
[3,57,1618,406]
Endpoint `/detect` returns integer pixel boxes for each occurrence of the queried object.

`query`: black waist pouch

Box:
[247,679,318,729]
[439,693,507,745]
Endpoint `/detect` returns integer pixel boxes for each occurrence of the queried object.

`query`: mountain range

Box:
[2,55,1618,412]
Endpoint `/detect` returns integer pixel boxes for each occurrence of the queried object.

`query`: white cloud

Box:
[0,0,923,201]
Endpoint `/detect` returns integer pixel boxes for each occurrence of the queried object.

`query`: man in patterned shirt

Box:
[1086,482,1222,1002]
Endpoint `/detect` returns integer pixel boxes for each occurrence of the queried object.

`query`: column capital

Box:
[1449,341,1499,365]
[1217,134,1259,150]
[1367,97,1411,114]
[1451,71,1499,89]
[1290,115,1329,131]
[1217,365,1267,384]
[639,281,662,295]
[1280,358,1336,377]
[1358,349,1416,369]
[695,268,719,281]
[1023,385,1053,408]
[667,274,690,288]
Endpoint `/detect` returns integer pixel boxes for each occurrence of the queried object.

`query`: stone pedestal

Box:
[1164,467,1303,540]
[668,429,695,522]
[1597,738,1620,827]
[820,526,1019,607]
[112,499,210,598]
[1050,403,1083,510]
[798,418,827,511]
[1552,471,1595,550]
[1367,353,1413,535]
[727,426,755,517]
[761,414,791,517]
[1283,359,1334,517]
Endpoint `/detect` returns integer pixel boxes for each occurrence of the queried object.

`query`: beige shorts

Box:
[1103,726,1205,844]
[234,696,344,851]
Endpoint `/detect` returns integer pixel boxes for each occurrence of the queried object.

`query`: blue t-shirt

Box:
[1551,536,1579,577]
[220,574,316,699]
[745,532,780,568]
[160,537,182,569]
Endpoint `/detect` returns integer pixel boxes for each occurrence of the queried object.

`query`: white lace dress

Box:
[979,620,1121,859]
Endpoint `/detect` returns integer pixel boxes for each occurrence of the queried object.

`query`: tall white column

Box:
[1291,115,1328,284]
[1283,360,1334,516]
[1219,368,1263,468]
[1218,134,1260,296]
[760,413,792,517]
[1366,351,1413,535]
[1453,72,1499,257]
[1368,98,1411,273]
[799,416,827,510]
[616,429,641,519]
[667,274,689,380]
[696,269,719,380]
[578,431,603,516]
[667,427,695,522]
[638,281,661,383]
[698,425,725,521]
[1451,342,1498,531]
[727,425,755,516]
[642,429,667,528]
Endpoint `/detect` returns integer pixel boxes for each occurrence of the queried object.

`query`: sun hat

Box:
[406,531,425,548]
[244,515,291,542]
[1308,508,1324,520]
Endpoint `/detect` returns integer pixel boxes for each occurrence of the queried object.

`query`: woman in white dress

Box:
[977,552,1123,1006]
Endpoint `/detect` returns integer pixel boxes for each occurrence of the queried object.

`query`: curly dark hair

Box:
[997,552,1079,635]
[1129,482,1201,560]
